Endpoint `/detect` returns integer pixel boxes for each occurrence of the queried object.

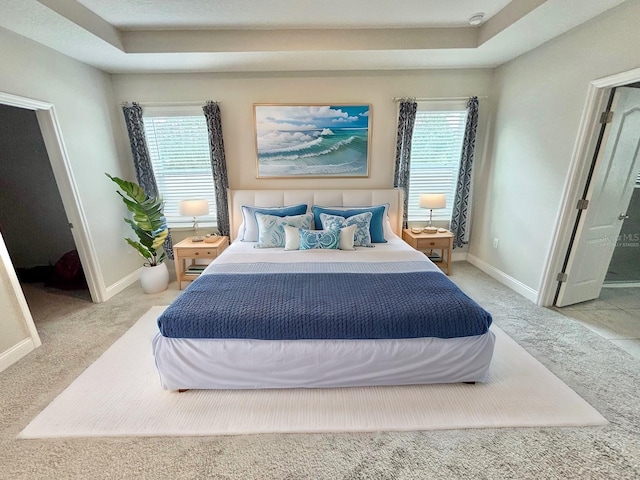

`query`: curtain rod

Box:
[391,96,488,102]
[120,101,218,107]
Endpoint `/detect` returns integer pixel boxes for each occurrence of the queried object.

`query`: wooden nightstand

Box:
[173,236,229,289]
[402,229,454,275]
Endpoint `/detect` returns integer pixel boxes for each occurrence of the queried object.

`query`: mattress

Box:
[152,235,495,389]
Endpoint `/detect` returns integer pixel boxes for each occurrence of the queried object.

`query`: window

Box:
[143,109,216,227]
[407,102,468,223]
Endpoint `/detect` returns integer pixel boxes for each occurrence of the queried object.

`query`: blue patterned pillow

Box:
[299,229,341,250]
[311,205,388,243]
[285,224,356,250]
[255,212,313,248]
[320,212,373,247]
[240,204,307,241]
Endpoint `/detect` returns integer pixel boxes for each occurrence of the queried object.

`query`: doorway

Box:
[554,86,640,307]
[0,104,89,296]
[0,91,103,304]
[540,67,640,308]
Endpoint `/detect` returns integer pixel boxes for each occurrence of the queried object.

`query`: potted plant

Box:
[106,173,170,293]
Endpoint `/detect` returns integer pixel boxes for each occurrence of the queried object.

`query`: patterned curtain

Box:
[121,102,174,259]
[393,99,418,229]
[202,101,230,237]
[450,96,479,248]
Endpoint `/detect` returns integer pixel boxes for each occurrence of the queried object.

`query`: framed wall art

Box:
[254,104,371,178]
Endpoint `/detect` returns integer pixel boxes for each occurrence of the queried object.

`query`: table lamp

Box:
[419,193,446,234]
[179,199,209,242]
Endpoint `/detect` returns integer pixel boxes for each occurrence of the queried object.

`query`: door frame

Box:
[0,91,104,302]
[538,67,640,306]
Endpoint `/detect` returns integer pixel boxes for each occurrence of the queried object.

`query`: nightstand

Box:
[402,229,454,275]
[173,236,229,290]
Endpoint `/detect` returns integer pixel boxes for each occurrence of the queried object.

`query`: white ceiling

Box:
[0,0,627,74]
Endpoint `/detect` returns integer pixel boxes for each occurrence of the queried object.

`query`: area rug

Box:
[18,306,607,439]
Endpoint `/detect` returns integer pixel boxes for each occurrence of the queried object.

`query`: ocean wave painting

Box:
[254,104,370,177]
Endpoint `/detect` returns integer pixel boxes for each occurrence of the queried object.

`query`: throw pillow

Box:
[298,229,341,250]
[320,212,373,247]
[254,212,313,248]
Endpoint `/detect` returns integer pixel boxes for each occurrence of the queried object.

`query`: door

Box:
[556,87,640,306]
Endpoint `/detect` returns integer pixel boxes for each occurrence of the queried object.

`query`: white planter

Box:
[140,262,169,294]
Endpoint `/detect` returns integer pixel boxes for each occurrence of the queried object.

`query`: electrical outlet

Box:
[493,238,499,248]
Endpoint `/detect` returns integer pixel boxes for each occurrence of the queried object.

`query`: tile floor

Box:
[553,287,640,359]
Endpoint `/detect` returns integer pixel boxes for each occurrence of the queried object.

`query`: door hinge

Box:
[557,272,568,282]
[69,222,74,229]
[576,199,589,210]
[599,111,613,124]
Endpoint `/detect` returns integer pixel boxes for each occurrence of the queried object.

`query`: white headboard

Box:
[228,189,403,241]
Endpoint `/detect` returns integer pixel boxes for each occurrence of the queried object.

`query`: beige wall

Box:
[0,27,140,291]
[111,70,493,194]
[470,0,640,296]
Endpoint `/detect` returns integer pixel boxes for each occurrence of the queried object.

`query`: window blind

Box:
[407,109,468,222]
[143,116,217,226]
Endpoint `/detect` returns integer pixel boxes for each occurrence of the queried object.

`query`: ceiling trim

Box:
[479,0,546,44]
[37,0,122,49]
[122,28,479,54]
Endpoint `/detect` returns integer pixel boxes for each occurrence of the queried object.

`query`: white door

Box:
[556,87,640,307]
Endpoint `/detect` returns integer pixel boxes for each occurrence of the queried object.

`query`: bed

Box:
[152,189,495,390]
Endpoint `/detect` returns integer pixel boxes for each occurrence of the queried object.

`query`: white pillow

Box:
[383,217,395,239]
[338,224,357,250]
[284,225,301,250]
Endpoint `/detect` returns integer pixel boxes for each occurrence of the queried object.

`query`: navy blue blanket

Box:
[157,271,492,340]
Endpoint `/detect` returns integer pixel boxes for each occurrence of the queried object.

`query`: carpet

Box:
[18,306,607,439]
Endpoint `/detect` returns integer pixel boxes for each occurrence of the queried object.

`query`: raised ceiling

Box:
[0,0,627,73]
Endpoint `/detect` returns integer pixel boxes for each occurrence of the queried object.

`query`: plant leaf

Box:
[108,173,169,264]
[125,238,152,260]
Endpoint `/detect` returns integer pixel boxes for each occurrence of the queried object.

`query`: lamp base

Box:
[191,236,204,242]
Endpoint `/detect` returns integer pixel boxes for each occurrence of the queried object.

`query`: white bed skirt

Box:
[152,330,496,390]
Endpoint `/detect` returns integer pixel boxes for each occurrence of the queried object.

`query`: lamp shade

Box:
[179,199,209,217]
[419,193,446,209]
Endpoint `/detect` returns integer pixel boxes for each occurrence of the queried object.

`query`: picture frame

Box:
[254,104,371,178]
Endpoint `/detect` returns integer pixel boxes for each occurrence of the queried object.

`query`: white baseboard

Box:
[466,254,538,303]
[603,282,640,288]
[104,268,141,301]
[0,337,37,373]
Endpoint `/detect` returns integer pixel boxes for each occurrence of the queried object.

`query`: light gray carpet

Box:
[1,262,639,479]
[18,312,605,438]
